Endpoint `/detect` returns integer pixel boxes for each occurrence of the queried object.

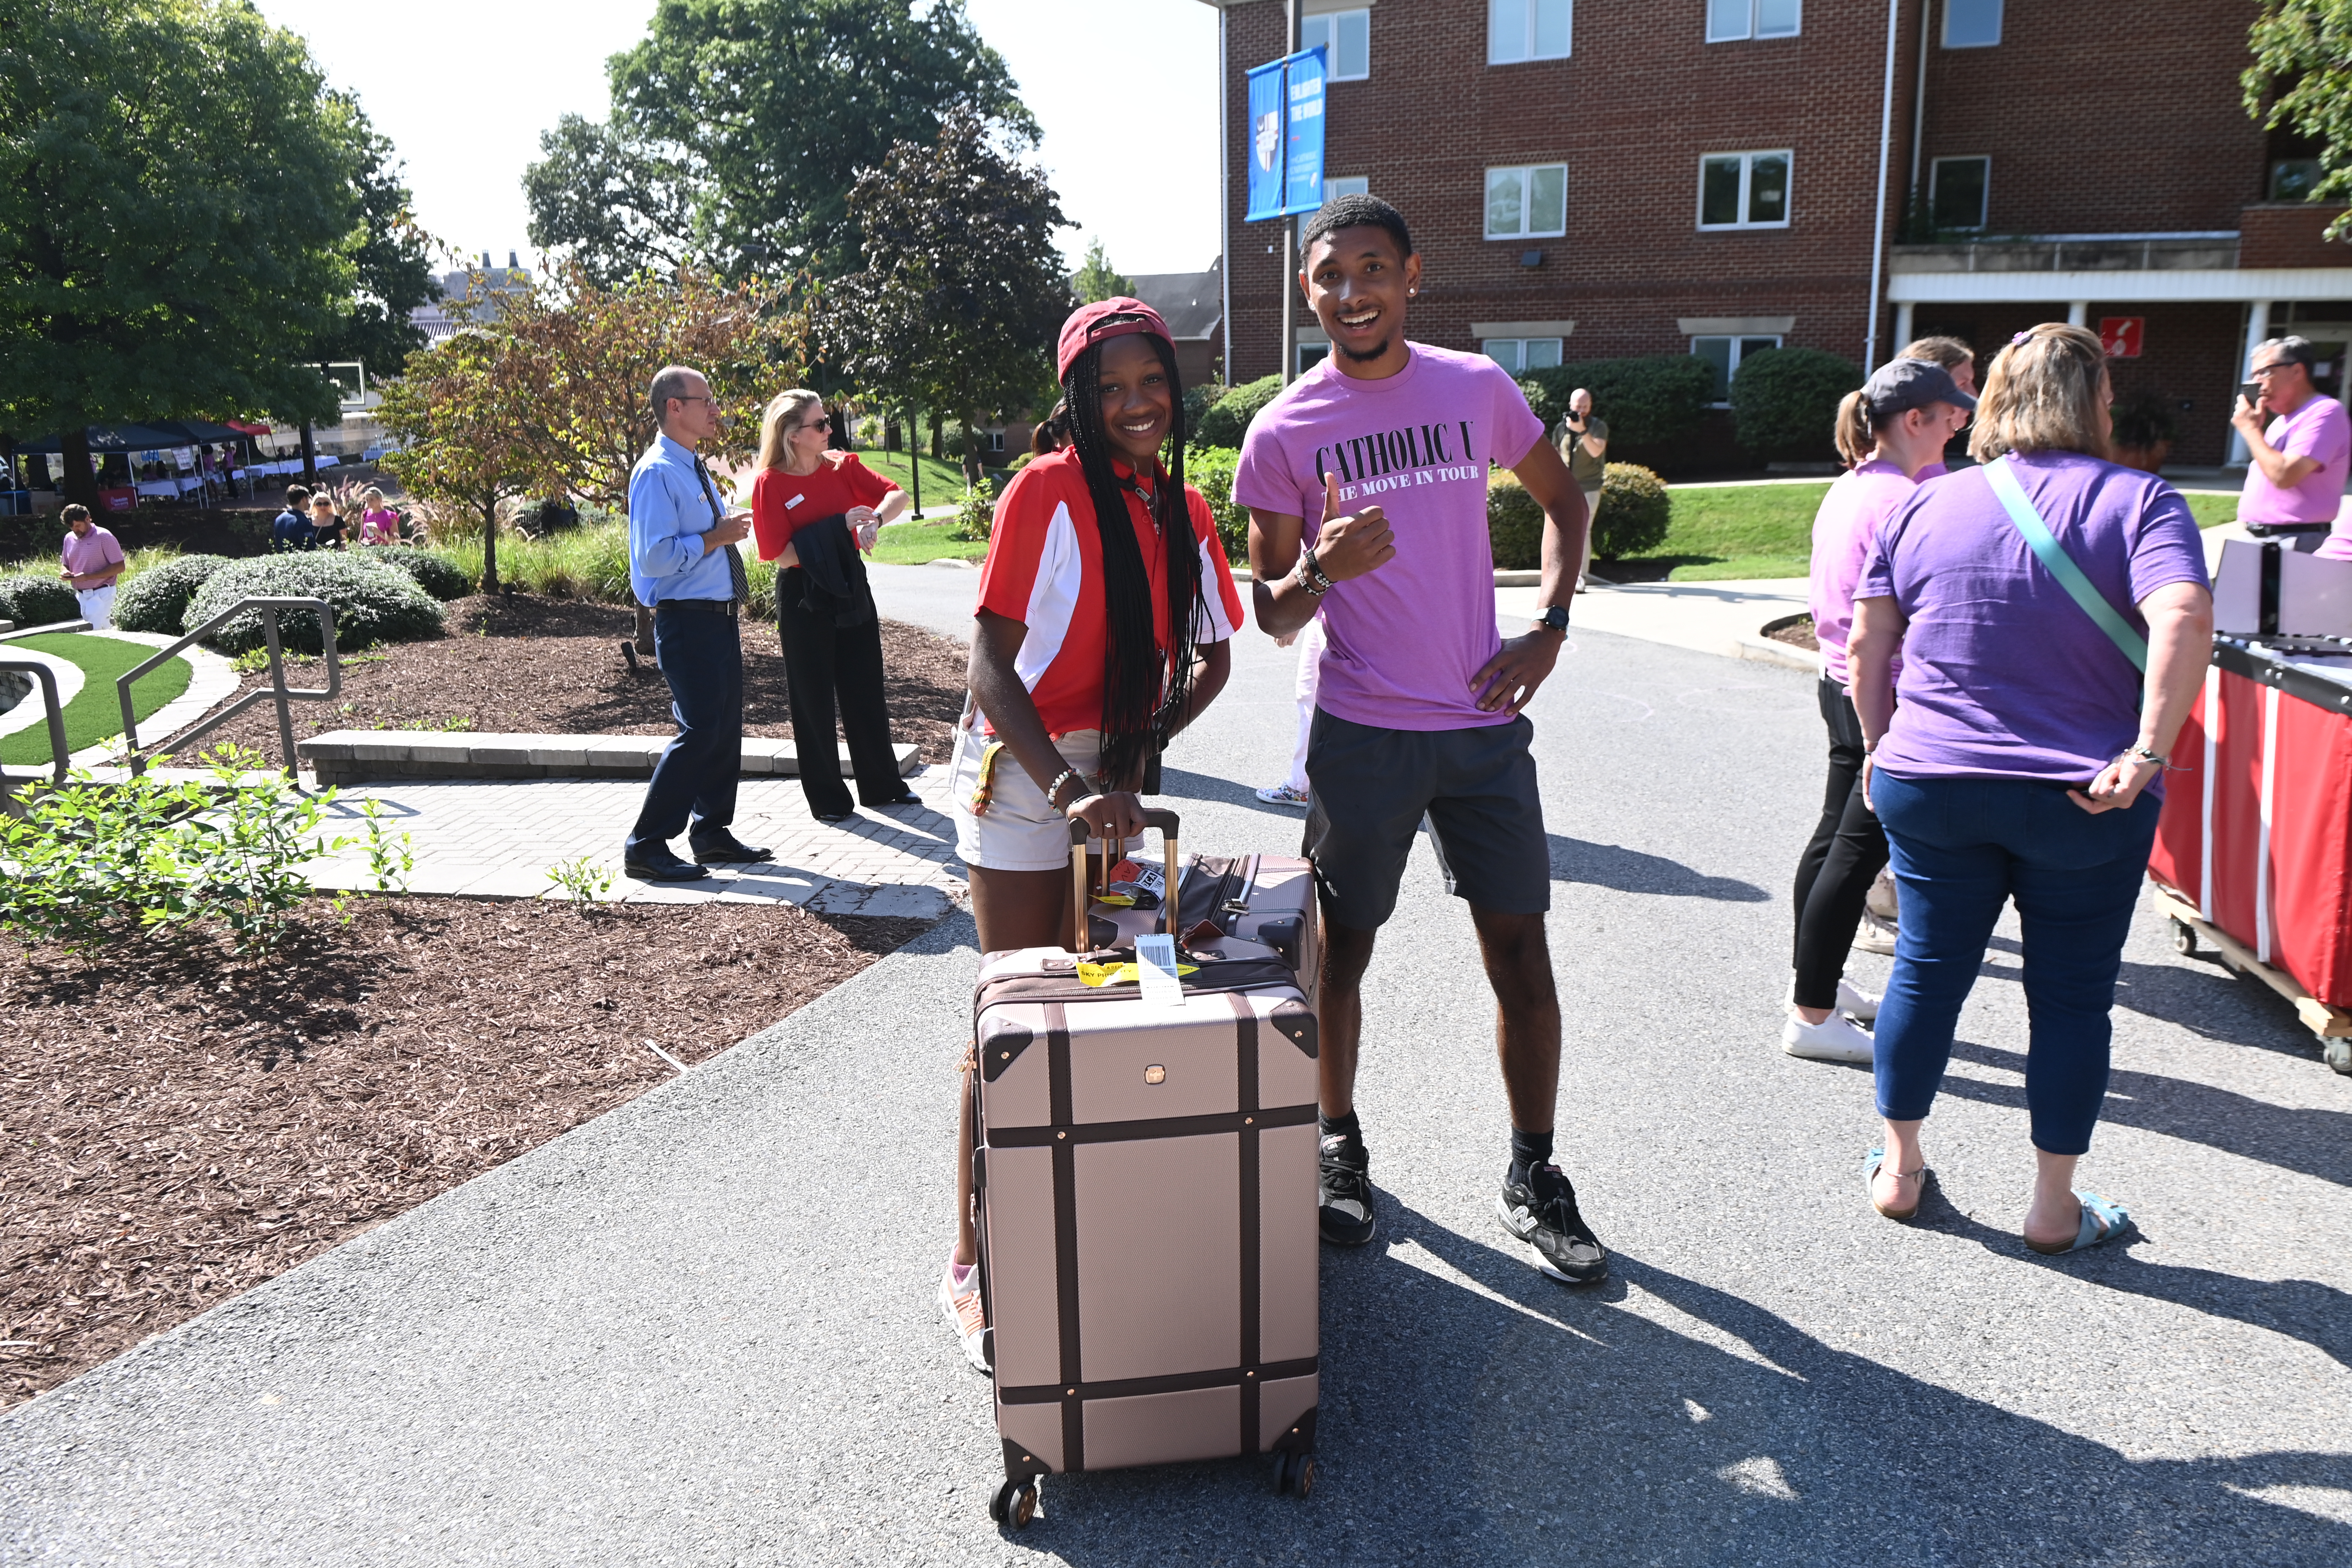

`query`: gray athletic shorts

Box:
[1301,708,1551,930]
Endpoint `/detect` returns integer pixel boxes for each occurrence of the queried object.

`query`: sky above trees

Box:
[250,0,1220,278]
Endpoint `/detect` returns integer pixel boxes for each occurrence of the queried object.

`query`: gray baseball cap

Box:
[1865,357,1977,415]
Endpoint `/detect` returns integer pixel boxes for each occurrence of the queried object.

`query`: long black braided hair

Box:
[1061,325,1205,789]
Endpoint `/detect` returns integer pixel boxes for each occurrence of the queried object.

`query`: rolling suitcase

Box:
[972,809,1321,1527]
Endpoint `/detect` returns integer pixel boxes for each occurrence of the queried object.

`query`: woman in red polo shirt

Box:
[934,299,1245,1371]
[751,388,920,821]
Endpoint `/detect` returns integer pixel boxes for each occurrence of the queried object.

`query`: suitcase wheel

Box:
[2170,917,2198,958]
[1272,1451,1316,1499]
[990,1477,1038,1529]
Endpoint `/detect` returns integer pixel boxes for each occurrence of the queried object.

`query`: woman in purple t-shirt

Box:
[1848,324,2213,1254]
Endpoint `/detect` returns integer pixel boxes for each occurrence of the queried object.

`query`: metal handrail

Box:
[0,658,69,786]
[117,596,340,777]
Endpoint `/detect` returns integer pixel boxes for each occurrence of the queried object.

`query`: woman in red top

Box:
[751,388,920,820]
[934,299,1245,1372]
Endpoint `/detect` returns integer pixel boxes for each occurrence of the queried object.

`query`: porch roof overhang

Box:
[1889,267,2352,305]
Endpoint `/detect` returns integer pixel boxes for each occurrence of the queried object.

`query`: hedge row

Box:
[1488,463,1670,569]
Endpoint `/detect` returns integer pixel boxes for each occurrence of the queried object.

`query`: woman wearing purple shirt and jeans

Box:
[1850,324,2213,1254]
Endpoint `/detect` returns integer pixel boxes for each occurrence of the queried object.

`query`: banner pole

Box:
[1279,0,1300,387]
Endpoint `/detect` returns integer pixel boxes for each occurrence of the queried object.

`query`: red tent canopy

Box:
[224,420,272,435]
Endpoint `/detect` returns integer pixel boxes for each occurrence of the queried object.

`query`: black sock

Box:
[1509,1127,1554,1190]
[1319,1111,1363,1154]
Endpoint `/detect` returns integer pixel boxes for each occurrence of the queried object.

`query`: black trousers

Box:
[627,602,742,855]
[776,569,905,816]
[1790,674,1891,1009]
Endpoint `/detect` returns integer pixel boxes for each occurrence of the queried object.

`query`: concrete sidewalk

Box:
[1507,577,1818,672]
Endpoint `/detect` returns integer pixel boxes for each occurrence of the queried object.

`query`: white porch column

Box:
[2067,301,2090,327]
[2232,300,2273,466]
[1892,301,1915,349]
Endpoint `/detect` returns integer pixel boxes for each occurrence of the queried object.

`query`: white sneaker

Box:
[1781,1011,1876,1065]
[937,1261,991,1375]
[1854,910,1900,956]
[1255,782,1311,807]
[1786,977,1880,1022]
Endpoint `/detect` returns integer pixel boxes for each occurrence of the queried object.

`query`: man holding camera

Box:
[2233,334,2351,555]
[1557,388,1607,589]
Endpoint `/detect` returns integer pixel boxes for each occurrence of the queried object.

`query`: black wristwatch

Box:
[1533,604,1570,635]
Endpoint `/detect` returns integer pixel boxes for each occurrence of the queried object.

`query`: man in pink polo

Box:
[2231,334,2352,555]
[59,504,125,629]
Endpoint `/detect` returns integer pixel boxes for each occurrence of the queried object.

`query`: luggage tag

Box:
[1097,857,1165,910]
[1075,953,1200,988]
[1134,933,1185,1009]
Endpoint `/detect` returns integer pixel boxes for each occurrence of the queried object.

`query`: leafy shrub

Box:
[950,478,996,543]
[1182,380,1226,438]
[365,546,472,601]
[1730,346,1863,458]
[1185,446,1248,563]
[183,553,445,654]
[1594,463,1671,558]
[111,553,233,634]
[1488,473,1544,570]
[1191,374,1282,450]
[0,575,78,629]
[1005,450,1036,472]
[1524,357,1718,448]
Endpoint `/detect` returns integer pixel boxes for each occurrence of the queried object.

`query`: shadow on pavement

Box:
[1159,764,1318,822]
[1549,833,1769,901]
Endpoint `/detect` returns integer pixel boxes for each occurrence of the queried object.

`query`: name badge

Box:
[785,493,805,509]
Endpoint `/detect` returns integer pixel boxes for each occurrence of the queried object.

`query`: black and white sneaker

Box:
[1495,1166,1609,1284]
[1318,1134,1377,1246]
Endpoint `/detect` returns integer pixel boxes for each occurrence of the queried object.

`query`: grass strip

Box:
[0,633,191,765]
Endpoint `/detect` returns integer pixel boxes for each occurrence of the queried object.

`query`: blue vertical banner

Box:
[1242,47,1329,222]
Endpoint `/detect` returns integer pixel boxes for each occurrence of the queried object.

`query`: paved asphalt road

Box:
[3,567,2348,1565]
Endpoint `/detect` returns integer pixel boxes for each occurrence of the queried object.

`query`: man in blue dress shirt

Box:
[622,365,773,881]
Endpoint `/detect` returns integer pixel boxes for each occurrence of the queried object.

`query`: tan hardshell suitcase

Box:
[973,811,1320,1527]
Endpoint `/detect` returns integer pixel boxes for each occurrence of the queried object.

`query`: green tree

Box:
[0,0,365,504]
[1073,236,1134,304]
[820,108,1073,493]
[2246,3,2352,236]
[378,331,531,594]
[525,0,1036,285]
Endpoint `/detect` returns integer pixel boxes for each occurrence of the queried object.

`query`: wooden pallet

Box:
[2151,885,2352,1073]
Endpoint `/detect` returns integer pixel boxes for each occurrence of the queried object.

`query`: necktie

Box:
[694,454,750,606]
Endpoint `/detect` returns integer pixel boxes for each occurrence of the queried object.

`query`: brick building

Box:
[1203,0,2352,466]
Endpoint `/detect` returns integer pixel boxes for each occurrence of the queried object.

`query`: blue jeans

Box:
[626,603,742,856]
[1870,772,2160,1157]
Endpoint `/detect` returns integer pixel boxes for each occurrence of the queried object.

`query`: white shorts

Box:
[76,584,115,630]
[948,725,1142,872]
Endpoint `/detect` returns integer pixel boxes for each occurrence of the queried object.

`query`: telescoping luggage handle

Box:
[1067,808,1180,950]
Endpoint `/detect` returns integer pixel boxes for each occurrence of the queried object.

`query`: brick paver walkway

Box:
[303,760,964,919]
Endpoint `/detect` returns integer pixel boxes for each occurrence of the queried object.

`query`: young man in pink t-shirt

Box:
[1235,194,1607,1285]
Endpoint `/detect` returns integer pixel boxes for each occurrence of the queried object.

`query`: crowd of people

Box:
[268,484,403,552]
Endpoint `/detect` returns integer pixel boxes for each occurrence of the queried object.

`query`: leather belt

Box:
[658,597,738,618]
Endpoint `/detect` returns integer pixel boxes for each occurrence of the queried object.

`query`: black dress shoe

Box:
[623,849,710,882]
[868,792,923,808]
[689,832,773,864]
[813,810,855,825]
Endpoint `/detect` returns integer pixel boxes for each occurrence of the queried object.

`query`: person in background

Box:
[2232,335,2352,555]
[357,487,401,544]
[1848,322,2212,1252]
[1782,358,1977,1065]
[58,504,125,629]
[1557,387,1607,590]
[749,387,921,823]
[621,364,771,882]
[272,485,314,551]
[1254,615,1324,808]
[307,493,350,551]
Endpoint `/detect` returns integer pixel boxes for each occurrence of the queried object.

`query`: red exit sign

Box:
[2100,317,2145,358]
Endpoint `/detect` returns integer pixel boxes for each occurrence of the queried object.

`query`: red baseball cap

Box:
[1056,297,1173,383]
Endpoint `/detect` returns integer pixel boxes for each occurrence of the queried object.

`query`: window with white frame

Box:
[1483,338,1563,375]
[1929,156,1988,230]
[1691,335,1782,403]
[1699,150,1791,229]
[1943,0,2001,47]
[1488,0,1573,64]
[1486,164,1568,240]
[1707,0,1799,42]
[1301,174,1370,245]
[1302,9,1370,81]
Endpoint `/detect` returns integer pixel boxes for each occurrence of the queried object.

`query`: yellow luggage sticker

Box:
[1076,960,1200,988]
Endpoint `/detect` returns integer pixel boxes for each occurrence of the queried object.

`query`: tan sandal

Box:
[1865,1146,1927,1221]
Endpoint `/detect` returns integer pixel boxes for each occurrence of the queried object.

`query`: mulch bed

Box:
[193,594,969,766]
[1765,613,1821,651]
[0,896,929,1409]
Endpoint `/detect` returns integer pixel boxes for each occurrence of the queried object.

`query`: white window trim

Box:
[1482,337,1564,375]
[1302,174,1370,242]
[1486,0,1574,66]
[1696,150,1793,231]
[1941,0,2002,49]
[1707,0,1802,43]
[1302,8,1371,82]
[1690,333,1783,407]
[1485,163,1570,241]
[1928,155,1990,231]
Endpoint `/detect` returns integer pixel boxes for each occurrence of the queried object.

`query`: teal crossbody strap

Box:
[1982,455,2148,672]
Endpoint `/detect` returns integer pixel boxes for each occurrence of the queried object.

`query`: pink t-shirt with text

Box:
[1233,344,1546,730]
[1810,459,1929,686]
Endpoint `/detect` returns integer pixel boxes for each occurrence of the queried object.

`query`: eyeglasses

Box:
[798,416,832,432]
[2249,362,2298,378]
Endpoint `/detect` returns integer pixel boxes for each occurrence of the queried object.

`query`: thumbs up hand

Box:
[1307,471,1394,584]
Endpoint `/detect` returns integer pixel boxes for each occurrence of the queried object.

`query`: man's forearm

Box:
[1253,574,1321,639]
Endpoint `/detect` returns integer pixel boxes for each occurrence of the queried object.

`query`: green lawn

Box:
[871,519,987,565]
[1615,478,2246,583]
[856,449,988,512]
[0,632,191,765]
